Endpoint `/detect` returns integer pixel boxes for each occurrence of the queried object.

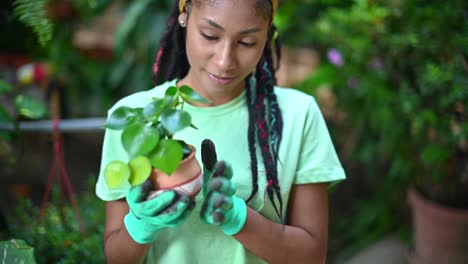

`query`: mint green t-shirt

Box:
[96,79,346,263]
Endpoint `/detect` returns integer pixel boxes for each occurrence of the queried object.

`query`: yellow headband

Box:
[178,0,278,17]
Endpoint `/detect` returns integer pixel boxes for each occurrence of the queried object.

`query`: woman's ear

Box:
[178,12,188,28]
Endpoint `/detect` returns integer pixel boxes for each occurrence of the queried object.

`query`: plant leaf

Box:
[143,99,164,120]
[104,161,131,189]
[113,0,153,53]
[133,107,145,122]
[13,0,53,46]
[0,239,36,263]
[160,109,191,134]
[128,156,152,186]
[105,106,137,129]
[14,95,47,120]
[148,139,183,175]
[122,123,159,157]
[0,105,13,123]
[179,85,211,105]
[421,144,450,164]
[164,86,179,107]
[0,80,13,94]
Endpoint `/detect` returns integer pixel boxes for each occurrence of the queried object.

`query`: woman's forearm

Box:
[104,224,151,264]
[234,207,327,264]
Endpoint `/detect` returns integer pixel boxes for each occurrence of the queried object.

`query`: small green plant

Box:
[104,85,210,189]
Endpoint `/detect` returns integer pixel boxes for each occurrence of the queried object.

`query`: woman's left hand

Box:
[200,140,247,236]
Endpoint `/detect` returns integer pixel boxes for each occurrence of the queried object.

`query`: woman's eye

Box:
[239,41,256,47]
[201,33,218,41]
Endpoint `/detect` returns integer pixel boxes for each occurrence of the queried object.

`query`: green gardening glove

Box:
[124,180,195,244]
[200,140,247,236]
[201,139,218,196]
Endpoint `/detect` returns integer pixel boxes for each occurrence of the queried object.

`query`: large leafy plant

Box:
[299,0,467,205]
[104,85,210,189]
[276,0,467,259]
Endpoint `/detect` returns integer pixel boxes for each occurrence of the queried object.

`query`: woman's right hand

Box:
[124,180,195,244]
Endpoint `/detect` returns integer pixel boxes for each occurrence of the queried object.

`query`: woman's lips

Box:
[207,73,234,85]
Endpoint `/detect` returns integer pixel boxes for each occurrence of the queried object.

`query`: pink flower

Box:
[327,48,344,67]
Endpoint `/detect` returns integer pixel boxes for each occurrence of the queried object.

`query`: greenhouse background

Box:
[0,0,467,263]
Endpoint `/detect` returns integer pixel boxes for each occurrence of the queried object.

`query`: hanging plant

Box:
[13,0,54,47]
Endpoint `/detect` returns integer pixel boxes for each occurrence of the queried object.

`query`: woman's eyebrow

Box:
[202,18,262,34]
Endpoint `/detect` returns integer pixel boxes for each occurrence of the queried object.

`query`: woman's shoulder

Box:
[273,86,318,110]
[107,80,176,114]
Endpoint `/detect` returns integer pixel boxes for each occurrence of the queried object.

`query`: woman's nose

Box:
[214,43,237,72]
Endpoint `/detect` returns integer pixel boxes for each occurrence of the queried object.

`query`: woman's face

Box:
[180,0,270,105]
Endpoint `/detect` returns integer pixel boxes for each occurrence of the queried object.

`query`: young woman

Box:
[96,0,346,263]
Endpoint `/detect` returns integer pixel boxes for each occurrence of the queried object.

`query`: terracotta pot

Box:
[408,187,468,264]
[147,145,202,200]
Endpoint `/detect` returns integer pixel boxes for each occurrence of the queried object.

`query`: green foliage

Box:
[13,0,53,47]
[0,79,48,169]
[0,80,14,94]
[104,85,209,187]
[113,0,154,53]
[0,239,37,263]
[13,0,113,47]
[11,0,175,117]
[303,0,467,191]
[7,178,105,263]
[0,92,47,123]
[14,95,48,119]
[0,80,47,126]
[277,0,468,258]
[128,156,152,185]
[148,139,184,175]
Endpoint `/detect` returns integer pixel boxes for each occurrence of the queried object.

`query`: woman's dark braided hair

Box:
[153,0,285,224]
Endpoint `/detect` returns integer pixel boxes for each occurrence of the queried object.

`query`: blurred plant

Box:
[0,78,48,168]
[277,0,468,258]
[13,0,53,47]
[7,177,105,263]
[9,0,175,117]
[13,0,110,47]
[0,239,36,263]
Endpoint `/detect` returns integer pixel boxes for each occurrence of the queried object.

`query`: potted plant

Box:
[103,85,210,199]
[406,98,468,263]
[276,1,468,262]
